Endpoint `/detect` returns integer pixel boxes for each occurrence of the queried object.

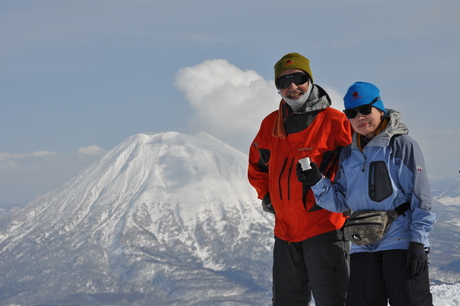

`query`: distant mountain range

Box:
[428,175,460,284]
[0,132,458,305]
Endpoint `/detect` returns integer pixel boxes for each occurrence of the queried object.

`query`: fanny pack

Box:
[343,202,410,245]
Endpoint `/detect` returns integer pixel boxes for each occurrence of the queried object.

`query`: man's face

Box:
[277,69,310,100]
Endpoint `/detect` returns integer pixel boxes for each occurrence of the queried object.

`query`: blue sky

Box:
[1,0,459,205]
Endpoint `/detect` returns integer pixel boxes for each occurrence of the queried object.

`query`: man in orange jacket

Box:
[248,53,352,305]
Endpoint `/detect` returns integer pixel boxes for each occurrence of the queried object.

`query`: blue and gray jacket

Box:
[312,109,436,253]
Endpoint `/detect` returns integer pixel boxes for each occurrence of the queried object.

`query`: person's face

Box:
[348,107,384,139]
[277,69,309,100]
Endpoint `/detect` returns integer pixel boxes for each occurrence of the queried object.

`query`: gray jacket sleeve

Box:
[392,135,436,246]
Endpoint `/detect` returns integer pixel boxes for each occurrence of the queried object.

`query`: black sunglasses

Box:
[276,72,310,89]
[343,97,380,119]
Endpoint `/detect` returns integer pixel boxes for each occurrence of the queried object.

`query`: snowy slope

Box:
[0,132,274,305]
[431,177,460,206]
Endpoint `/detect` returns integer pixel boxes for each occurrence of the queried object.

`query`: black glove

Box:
[407,242,428,276]
[261,193,275,214]
[296,162,322,186]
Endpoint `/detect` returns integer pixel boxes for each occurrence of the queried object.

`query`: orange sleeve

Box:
[247,114,276,200]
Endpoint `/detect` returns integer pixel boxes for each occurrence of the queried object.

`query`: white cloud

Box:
[0,151,57,163]
[174,59,280,151]
[77,145,106,155]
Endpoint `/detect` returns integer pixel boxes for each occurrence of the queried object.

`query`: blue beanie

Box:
[343,82,385,112]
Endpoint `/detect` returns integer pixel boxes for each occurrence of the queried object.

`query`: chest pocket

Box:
[369,161,393,202]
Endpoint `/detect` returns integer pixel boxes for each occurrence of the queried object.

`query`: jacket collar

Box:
[284,84,331,114]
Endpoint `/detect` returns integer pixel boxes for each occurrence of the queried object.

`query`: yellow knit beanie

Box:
[274,53,314,84]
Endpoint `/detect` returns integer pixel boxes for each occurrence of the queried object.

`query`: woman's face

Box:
[349,107,384,139]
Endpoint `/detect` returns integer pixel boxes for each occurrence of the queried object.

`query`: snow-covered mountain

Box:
[0,132,274,305]
[431,176,460,206]
[0,131,459,305]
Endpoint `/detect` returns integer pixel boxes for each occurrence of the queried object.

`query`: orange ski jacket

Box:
[248,85,352,242]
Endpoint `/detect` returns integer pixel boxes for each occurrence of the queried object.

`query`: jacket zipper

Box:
[287,157,295,200]
[369,163,376,198]
[278,158,288,200]
[278,157,296,201]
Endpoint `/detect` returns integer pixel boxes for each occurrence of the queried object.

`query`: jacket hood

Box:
[382,109,409,137]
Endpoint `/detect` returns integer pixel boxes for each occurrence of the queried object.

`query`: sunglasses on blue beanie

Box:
[343,97,380,119]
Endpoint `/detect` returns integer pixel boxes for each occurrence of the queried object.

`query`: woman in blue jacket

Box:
[297,81,435,305]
